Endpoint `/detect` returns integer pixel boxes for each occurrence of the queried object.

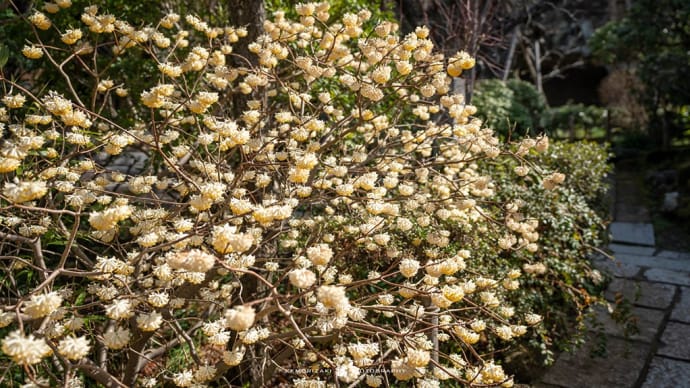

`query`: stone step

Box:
[657,322,690,360]
[539,335,649,388]
[592,256,641,278]
[642,357,690,388]
[656,250,690,260]
[608,243,656,256]
[591,305,665,343]
[644,268,690,287]
[670,287,690,323]
[613,252,690,273]
[610,222,655,246]
[604,278,676,310]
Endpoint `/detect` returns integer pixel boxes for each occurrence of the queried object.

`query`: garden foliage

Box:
[472,79,610,141]
[471,79,546,139]
[589,0,690,145]
[541,104,608,140]
[482,141,611,368]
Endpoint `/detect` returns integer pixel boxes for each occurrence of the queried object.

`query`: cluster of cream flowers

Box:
[1,330,53,365]
[0,2,564,387]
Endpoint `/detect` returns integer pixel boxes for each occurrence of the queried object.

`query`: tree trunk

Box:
[534,40,543,95]
[227,0,265,67]
[226,0,266,117]
[502,27,520,81]
[608,0,619,19]
[224,2,267,385]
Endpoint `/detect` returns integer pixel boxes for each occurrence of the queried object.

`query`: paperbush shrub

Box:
[0,2,576,387]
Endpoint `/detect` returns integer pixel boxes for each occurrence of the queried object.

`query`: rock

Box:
[645,169,678,193]
[661,192,679,212]
[100,150,150,175]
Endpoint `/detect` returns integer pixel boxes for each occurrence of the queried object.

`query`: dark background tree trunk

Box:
[224,2,267,386]
[226,0,266,117]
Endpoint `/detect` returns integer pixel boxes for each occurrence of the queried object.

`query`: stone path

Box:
[536,164,690,388]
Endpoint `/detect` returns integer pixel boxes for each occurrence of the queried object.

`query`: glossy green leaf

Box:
[0,45,9,68]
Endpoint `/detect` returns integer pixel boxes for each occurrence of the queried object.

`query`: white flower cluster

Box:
[1,330,53,365]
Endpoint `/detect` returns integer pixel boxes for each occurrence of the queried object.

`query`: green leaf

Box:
[74,291,87,306]
[0,45,9,68]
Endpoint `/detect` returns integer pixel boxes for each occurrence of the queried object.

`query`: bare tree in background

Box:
[395,0,612,104]
[396,0,506,101]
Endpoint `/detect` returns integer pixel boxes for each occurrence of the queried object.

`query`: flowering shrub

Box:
[0,2,569,387]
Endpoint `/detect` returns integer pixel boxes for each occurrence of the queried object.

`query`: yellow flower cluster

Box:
[2,181,48,203]
[89,204,133,231]
[447,50,475,77]
[225,305,256,331]
[166,249,217,272]
[28,11,51,30]
[21,44,44,59]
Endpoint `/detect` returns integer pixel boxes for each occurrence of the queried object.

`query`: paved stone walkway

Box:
[536,164,690,388]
